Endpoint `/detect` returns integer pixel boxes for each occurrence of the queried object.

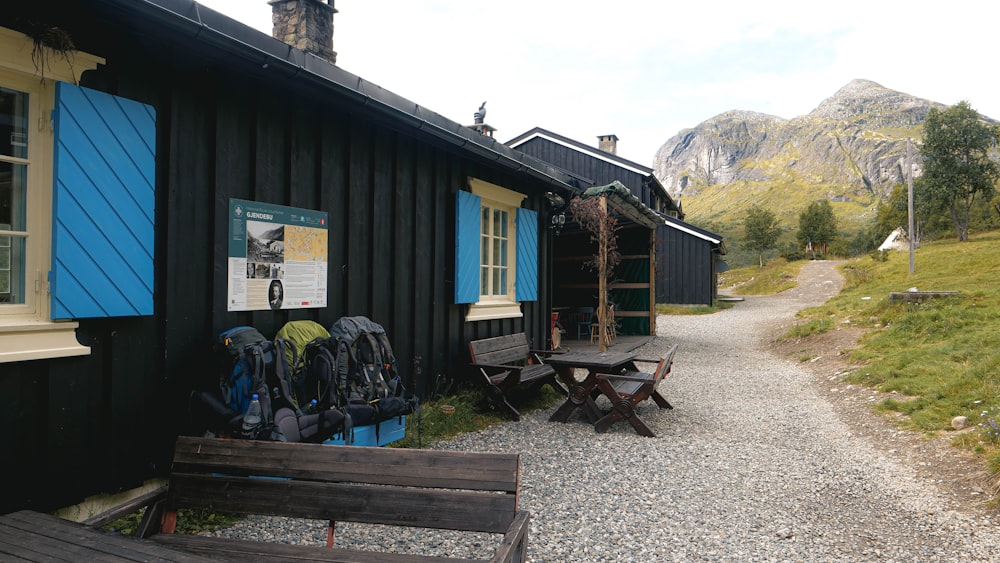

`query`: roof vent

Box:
[467,101,496,137]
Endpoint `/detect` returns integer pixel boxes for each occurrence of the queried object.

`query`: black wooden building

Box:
[508,128,727,305]
[0,0,630,514]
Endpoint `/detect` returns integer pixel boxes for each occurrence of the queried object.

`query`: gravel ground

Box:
[213,261,1000,561]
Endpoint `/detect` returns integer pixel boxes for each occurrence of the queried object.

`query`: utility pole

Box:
[907,138,915,274]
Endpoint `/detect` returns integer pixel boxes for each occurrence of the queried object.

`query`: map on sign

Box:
[227,199,328,311]
[284,225,328,262]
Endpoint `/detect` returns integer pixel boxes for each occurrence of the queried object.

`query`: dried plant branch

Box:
[22,22,76,83]
[568,196,622,278]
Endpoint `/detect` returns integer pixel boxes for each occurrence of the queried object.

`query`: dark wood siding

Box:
[657,225,718,305]
[516,136,719,305]
[1,5,554,513]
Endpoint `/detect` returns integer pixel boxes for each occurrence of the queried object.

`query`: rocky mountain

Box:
[652,80,944,203]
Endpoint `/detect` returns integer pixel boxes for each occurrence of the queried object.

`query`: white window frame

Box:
[465,179,524,321]
[0,27,101,362]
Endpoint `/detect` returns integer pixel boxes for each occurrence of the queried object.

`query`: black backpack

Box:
[327,316,419,424]
[266,321,347,443]
[216,326,285,441]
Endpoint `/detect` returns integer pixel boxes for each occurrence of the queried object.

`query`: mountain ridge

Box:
[652,79,949,204]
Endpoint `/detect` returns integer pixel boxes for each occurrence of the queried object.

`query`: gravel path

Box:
[215,261,1000,561]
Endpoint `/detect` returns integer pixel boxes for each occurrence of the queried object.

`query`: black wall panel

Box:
[1,6,554,513]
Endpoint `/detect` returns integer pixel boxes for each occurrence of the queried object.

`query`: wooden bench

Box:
[142,436,530,562]
[889,290,960,303]
[469,332,568,420]
[593,343,679,437]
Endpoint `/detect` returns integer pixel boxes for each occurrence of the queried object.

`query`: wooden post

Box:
[598,197,608,352]
[649,228,656,336]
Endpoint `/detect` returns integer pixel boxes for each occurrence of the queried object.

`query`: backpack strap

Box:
[311,342,338,408]
[249,344,274,425]
[334,337,353,405]
[374,332,402,396]
[273,338,303,416]
[357,332,387,402]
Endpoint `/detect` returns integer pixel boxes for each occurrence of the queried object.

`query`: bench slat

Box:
[171,438,519,492]
[482,363,553,386]
[151,533,484,562]
[156,437,527,562]
[470,337,532,367]
[0,510,209,562]
[166,474,518,533]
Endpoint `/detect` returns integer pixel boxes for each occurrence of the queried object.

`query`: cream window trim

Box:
[466,179,524,322]
[0,27,100,361]
[0,27,104,84]
[466,302,523,321]
[0,320,90,362]
[469,178,526,208]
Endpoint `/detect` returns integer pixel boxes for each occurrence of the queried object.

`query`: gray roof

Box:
[109,0,580,194]
[581,182,663,229]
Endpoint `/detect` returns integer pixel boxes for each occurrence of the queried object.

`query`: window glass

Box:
[0,86,28,159]
[479,205,512,298]
[0,86,27,305]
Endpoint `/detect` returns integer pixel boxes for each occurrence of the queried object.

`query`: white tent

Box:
[878,227,907,251]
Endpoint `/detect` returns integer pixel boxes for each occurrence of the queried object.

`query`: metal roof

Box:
[580,183,727,253]
[506,126,681,216]
[581,182,663,229]
[96,0,580,195]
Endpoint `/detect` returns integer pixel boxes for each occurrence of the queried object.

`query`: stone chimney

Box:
[270,0,337,64]
[598,134,618,155]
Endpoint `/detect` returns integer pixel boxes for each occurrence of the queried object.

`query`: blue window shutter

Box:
[51,83,156,319]
[455,190,481,304]
[515,207,538,302]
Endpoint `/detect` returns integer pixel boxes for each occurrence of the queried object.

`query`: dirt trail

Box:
[768,261,997,513]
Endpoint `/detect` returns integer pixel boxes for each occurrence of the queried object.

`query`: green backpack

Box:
[271,319,347,443]
[274,320,331,407]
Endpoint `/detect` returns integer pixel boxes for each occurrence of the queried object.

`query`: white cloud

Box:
[196,0,1000,164]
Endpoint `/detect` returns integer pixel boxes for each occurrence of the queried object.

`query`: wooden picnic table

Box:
[546,350,638,424]
[0,510,214,562]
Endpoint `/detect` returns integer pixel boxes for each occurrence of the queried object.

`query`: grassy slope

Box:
[789,232,1000,478]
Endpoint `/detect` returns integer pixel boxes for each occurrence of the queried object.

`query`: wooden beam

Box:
[649,228,656,336]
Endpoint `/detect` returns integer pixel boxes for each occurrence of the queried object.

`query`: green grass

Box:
[655,302,734,315]
[789,231,1000,479]
[103,508,242,537]
[391,387,563,449]
[718,257,803,296]
[782,317,835,339]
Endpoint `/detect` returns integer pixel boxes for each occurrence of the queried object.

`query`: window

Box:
[455,178,538,321]
[0,27,101,362]
[480,204,510,299]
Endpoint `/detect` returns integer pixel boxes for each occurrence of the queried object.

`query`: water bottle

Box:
[242,393,262,438]
[303,398,319,415]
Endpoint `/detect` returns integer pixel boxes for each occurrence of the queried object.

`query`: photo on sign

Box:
[246,221,284,264]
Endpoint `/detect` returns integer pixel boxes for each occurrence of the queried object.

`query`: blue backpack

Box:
[217,326,283,440]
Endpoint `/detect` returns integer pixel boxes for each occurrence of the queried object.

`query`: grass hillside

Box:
[788,232,1000,487]
[685,178,878,235]
[682,177,882,268]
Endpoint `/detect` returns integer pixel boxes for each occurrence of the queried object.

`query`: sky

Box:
[197,0,1000,166]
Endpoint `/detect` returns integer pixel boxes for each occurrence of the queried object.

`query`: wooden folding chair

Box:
[593,343,678,436]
